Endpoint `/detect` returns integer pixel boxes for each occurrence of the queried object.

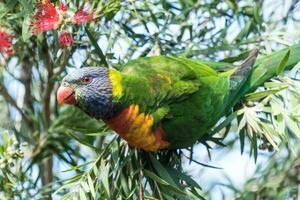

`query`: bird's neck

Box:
[108,69,124,99]
[107,69,138,106]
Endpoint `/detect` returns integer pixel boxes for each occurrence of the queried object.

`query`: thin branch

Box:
[40,39,54,200]
[0,81,33,127]
[41,40,54,129]
[53,49,72,78]
[21,60,36,130]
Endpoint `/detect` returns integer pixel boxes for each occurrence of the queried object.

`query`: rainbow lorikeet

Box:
[57,45,300,151]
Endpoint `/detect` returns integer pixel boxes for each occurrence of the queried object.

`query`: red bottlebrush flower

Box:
[0,31,14,57]
[59,2,68,12]
[72,3,94,24]
[31,0,61,34]
[59,31,73,48]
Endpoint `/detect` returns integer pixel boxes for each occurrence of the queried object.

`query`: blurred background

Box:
[0,0,300,199]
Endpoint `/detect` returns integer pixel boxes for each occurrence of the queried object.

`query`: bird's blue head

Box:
[57,67,115,119]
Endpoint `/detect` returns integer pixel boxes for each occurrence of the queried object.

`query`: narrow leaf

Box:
[100,160,110,197]
[85,27,109,68]
[239,130,245,155]
[245,89,286,101]
[276,50,290,75]
[87,174,96,199]
[79,187,88,200]
[251,133,258,163]
[143,169,169,186]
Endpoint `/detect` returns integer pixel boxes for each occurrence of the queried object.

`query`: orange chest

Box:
[104,105,169,151]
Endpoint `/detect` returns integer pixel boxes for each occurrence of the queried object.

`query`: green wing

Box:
[119,56,219,110]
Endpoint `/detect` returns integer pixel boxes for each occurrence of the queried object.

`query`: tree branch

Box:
[0,81,33,128]
[52,49,72,78]
[40,39,54,200]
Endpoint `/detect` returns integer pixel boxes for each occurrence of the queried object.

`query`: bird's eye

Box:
[82,76,93,84]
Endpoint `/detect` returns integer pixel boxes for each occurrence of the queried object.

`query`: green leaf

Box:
[276,50,290,75]
[62,161,94,172]
[120,172,130,196]
[79,187,87,200]
[251,133,258,163]
[264,81,289,90]
[253,4,262,27]
[98,0,121,21]
[93,165,99,176]
[87,174,96,199]
[54,175,82,195]
[286,117,300,139]
[226,0,237,11]
[22,20,30,42]
[145,2,159,28]
[66,131,98,150]
[19,0,33,42]
[100,159,110,197]
[143,169,169,185]
[166,168,202,190]
[149,154,177,186]
[0,0,18,19]
[85,27,109,68]
[239,129,245,155]
[143,169,187,195]
[210,111,238,136]
[235,20,253,42]
[52,106,105,134]
[221,50,252,63]
[81,181,90,193]
[6,173,16,184]
[259,122,279,151]
[245,88,286,101]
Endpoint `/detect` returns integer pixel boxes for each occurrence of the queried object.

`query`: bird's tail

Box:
[227,44,300,109]
[229,49,259,98]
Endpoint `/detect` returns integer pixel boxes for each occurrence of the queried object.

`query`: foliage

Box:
[0,131,38,200]
[0,0,300,199]
[233,143,300,199]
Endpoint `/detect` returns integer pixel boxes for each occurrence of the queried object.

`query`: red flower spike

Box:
[31,0,61,34]
[0,31,14,57]
[59,31,73,48]
[59,2,68,12]
[72,2,94,24]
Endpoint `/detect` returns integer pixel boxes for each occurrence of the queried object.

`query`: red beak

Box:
[57,86,77,105]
